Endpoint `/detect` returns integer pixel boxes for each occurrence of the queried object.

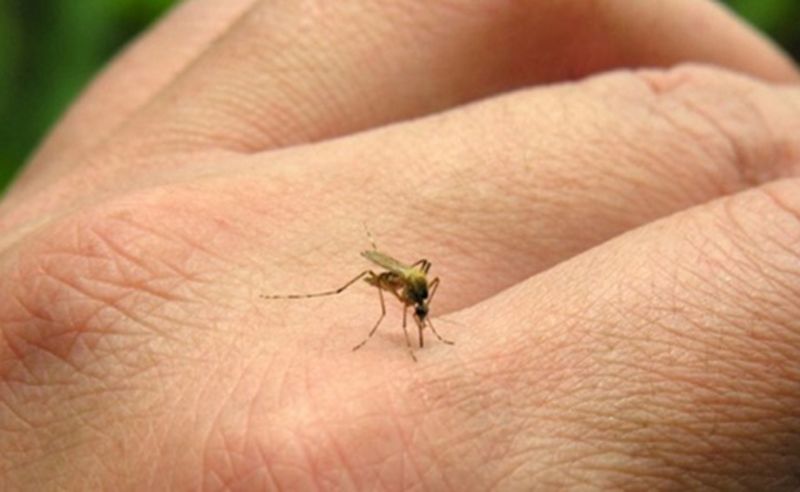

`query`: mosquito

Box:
[261,234,454,361]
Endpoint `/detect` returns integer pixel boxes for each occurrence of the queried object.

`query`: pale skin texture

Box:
[2,0,800,489]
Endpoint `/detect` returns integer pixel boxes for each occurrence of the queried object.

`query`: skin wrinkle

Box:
[721,247,800,326]
[31,263,186,351]
[108,206,235,270]
[567,438,688,488]
[41,252,190,307]
[201,352,320,489]
[624,214,800,480]
[204,409,245,487]
[86,221,201,296]
[620,326,788,412]
[0,213,264,489]
[223,432,251,490]
[682,95,759,188]
[206,377,246,487]
[387,383,451,490]
[12,416,102,482]
[291,425,333,492]
[632,98,738,202]
[9,440,83,489]
[37,255,172,330]
[319,407,397,488]
[755,185,800,242]
[244,358,295,489]
[0,395,36,431]
[629,78,741,197]
[141,394,186,489]
[717,190,800,313]
[320,401,365,489]
[2,189,266,370]
[171,8,336,152]
[631,296,749,369]
[538,438,656,489]
[484,407,562,489]
[246,368,286,492]
[242,362,272,482]
[652,235,788,347]
[191,368,237,489]
[254,443,285,492]
[2,147,242,243]
[417,351,575,487]
[181,80,305,153]
[369,386,435,487]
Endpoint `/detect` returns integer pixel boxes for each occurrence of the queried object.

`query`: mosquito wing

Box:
[361,250,411,274]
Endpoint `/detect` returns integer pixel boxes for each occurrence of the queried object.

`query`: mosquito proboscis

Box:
[261,233,453,361]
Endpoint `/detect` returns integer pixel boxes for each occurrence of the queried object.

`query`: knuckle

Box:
[634,64,800,188]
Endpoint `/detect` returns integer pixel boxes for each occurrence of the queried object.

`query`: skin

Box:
[1,0,800,489]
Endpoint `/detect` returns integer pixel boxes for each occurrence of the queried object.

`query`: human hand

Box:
[2,0,800,489]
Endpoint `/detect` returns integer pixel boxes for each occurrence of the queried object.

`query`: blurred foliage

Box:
[0,0,176,191]
[0,0,798,193]
[729,0,800,51]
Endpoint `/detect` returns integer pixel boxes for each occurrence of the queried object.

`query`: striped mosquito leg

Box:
[409,259,431,273]
[261,270,372,299]
[352,284,387,352]
[427,317,454,345]
[400,305,417,362]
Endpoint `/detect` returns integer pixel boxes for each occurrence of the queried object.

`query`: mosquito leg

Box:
[427,277,440,304]
[421,278,453,345]
[389,288,405,304]
[400,306,418,362]
[410,259,431,273]
[427,317,455,345]
[261,270,373,299]
[352,284,387,352]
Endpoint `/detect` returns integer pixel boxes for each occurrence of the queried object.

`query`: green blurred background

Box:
[0,0,798,194]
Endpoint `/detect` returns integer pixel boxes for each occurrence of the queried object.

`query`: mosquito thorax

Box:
[405,275,429,304]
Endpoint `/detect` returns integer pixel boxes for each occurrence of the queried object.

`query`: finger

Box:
[425,179,800,488]
[7,0,257,199]
[243,65,798,315]
[106,0,800,153]
[19,0,797,194]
